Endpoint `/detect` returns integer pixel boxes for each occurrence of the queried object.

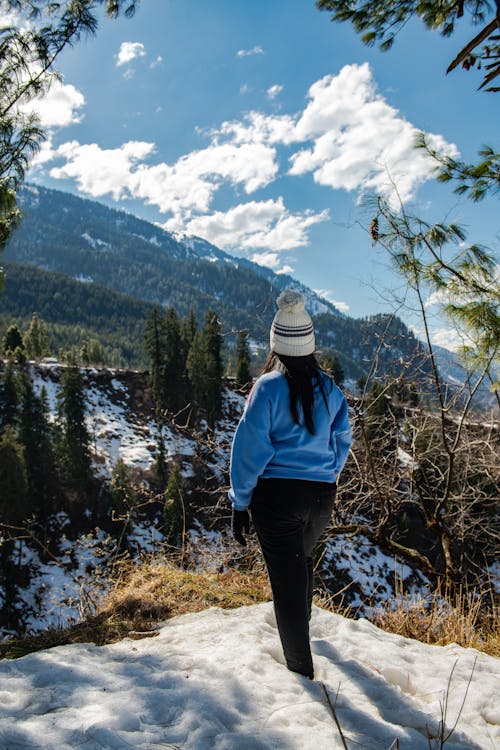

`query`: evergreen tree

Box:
[180,309,198,412]
[88,338,105,366]
[164,306,184,412]
[109,458,137,512]
[181,309,198,355]
[203,309,223,426]
[356,374,367,394]
[0,0,138,258]
[18,376,56,521]
[154,425,168,488]
[57,364,92,495]
[317,0,500,92]
[0,425,29,629]
[320,353,345,386]
[23,313,48,360]
[163,463,185,546]
[365,380,395,447]
[2,324,24,355]
[0,363,19,431]
[143,307,166,411]
[235,330,252,389]
[186,331,206,420]
[0,425,29,524]
[80,339,90,366]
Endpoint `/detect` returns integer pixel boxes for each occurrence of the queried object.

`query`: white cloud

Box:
[170,197,328,252]
[267,84,283,100]
[236,45,264,58]
[239,84,250,95]
[44,138,278,219]
[41,62,457,256]
[50,141,155,200]
[20,80,85,128]
[0,4,20,27]
[215,111,297,146]
[134,141,278,217]
[150,55,163,69]
[314,289,350,313]
[250,251,294,275]
[431,328,466,352]
[116,41,146,67]
[289,64,458,204]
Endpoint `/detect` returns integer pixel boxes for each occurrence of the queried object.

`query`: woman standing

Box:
[229,289,352,680]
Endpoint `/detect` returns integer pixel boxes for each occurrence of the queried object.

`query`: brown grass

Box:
[369,588,500,658]
[0,561,271,660]
[2,558,498,661]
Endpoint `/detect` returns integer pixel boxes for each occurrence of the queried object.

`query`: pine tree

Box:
[0,425,30,629]
[163,463,185,546]
[23,313,48,360]
[203,310,223,426]
[80,339,90,366]
[164,307,184,412]
[88,338,105,366]
[186,331,207,420]
[18,376,56,521]
[0,425,29,524]
[320,353,345,386]
[109,458,137,512]
[143,307,166,411]
[153,423,168,488]
[1,0,138,258]
[181,309,198,356]
[0,363,19,431]
[181,309,198,408]
[235,330,252,390]
[2,324,24,356]
[57,364,92,495]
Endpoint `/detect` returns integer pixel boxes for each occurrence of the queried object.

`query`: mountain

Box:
[2,184,428,377]
[0,262,155,365]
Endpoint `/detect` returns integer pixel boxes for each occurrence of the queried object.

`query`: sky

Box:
[8,0,499,348]
[0,601,498,748]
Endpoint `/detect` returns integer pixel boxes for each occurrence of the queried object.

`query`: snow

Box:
[1,603,498,749]
[13,525,116,634]
[75,274,94,283]
[397,446,417,469]
[81,232,111,250]
[322,534,428,610]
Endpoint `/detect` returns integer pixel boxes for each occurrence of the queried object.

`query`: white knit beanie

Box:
[270,289,315,357]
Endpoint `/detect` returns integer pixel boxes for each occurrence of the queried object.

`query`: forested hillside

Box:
[2,185,428,379]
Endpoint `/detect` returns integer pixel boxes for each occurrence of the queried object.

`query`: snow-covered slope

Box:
[0,602,497,749]
[7,363,430,635]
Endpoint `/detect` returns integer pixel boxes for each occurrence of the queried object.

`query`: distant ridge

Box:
[2,183,428,378]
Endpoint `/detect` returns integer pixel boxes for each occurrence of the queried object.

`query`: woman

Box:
[229,289,352,680]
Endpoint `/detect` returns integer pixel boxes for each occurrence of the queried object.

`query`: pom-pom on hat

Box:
[270,288,315,357]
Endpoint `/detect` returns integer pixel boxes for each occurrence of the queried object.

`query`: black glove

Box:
[232,508,250,546]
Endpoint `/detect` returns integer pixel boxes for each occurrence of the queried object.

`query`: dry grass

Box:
[2,558,498,662]
[369,587,500,658]
[0,560,271,660]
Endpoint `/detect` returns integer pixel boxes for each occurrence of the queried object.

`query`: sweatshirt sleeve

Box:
[228,378,276,510]
[330,389,352,479]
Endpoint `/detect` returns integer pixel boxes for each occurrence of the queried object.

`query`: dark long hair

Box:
[261,352,331,434]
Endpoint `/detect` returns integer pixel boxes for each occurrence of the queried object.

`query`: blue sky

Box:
[13,0,498,347]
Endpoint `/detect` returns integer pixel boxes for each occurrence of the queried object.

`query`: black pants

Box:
[250,477,336,678]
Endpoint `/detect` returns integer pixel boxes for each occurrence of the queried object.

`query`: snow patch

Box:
[0,603,497,749]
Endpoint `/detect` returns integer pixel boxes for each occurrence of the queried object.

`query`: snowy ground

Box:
[32,365,198,479]
[1,602,498,749]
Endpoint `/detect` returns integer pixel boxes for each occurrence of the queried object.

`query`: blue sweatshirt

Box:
[229,370,352,510]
